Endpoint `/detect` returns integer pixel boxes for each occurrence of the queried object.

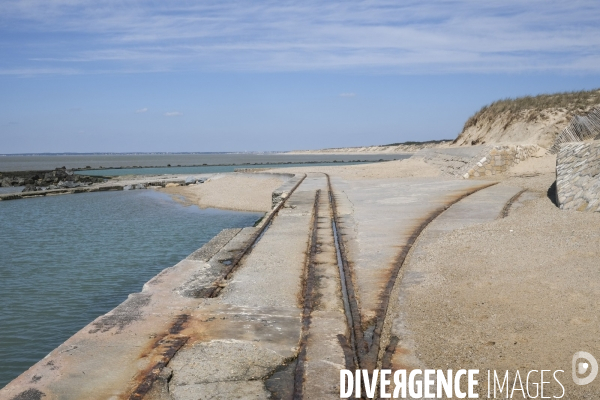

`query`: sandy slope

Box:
[158,173,284,212]
[400,168,600,397]
[266,157,443,180]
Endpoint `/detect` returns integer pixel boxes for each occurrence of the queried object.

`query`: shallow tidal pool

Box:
[0,189,261,387]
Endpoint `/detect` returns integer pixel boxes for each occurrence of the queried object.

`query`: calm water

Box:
[76,161,381,176]
[0,153,408,172]
[0,190,261,388]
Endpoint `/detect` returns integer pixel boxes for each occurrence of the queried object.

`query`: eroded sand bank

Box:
[266,157,443,180]
[158,173,285,212]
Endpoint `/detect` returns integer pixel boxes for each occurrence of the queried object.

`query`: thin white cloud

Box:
[135,107,148,113]
[339,93,355,97]
[0,67,80,75]
[164,111,183,117]
[2,1,600,74]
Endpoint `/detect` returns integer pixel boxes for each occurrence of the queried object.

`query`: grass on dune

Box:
[462,88,600,131]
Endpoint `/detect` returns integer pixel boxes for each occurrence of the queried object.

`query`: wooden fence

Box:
[549,107,600,153]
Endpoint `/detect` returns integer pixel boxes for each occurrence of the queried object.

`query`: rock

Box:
[58,181,80,188]
[122,184,146,190]
[185,176,197,185]
[22,184,38,192]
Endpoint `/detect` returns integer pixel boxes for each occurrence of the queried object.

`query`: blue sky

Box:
[1,0,600,153]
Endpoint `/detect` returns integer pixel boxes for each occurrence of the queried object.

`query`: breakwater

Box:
[0,174,209,202]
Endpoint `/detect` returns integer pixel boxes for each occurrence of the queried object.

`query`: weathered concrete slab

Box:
[272,173,305,208]
[0,176,308,399]
[175,227,258,298]
[2,172,531,399]
[330,177,495,369]
[295,180,349,399]
[186,228,241,262]
[166,174,329,399]
[381,184,523,374]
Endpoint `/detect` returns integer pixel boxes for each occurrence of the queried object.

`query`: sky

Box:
[1,0,600,153]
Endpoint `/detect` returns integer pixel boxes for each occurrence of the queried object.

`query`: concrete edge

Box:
[0,173,308,397]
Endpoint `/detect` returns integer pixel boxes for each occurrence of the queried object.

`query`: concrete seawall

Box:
[412,144,540,179]
[0,173,306,399]
[556,141,600,212]
[2,171,534,399]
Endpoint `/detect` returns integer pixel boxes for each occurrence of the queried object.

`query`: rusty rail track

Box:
[326,175,364,371]
[208,174,306,298]
[326,174,497,376]
[293,189,321,399]
[499,189,526,219]
[127,174,307,399]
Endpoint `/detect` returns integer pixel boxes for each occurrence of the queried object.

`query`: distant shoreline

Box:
[0,153,410,173]
[71,158,391,172]
[0,151,282,157]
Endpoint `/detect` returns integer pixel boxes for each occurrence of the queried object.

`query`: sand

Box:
[395,160,600,397]
[508,151,556,177]
[266,157,442,180]
[158,173,285,212]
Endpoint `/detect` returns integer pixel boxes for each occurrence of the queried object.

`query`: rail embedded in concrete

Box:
[1,172,528,399]
[381,184,524,374]
[326,176,496,375]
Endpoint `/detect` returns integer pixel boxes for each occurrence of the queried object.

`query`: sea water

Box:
[76,161,381,176]
[0,190,262,387]
[0,153,409,172]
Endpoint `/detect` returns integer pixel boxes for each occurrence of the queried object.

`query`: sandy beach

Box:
[385,155,600,397]
[154,158,442,212]
[265,157,444,180]
[157,173,285,212]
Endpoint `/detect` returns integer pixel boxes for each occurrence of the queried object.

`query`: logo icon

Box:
[572,351,598,385]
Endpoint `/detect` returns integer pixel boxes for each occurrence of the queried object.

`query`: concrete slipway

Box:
[0,173,523,400]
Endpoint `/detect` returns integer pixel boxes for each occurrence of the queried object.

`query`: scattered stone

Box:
[58,181,80,189]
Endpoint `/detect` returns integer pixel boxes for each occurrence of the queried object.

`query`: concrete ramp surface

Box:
[1,174,524,400]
